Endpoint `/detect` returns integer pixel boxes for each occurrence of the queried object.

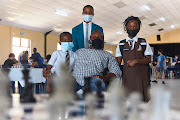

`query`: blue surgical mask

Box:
[61,42,74,51]
[83,15,93,22]
[158,53,160,56]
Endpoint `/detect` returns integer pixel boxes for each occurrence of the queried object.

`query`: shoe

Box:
[162,81,165,84]
[152,80,158,83]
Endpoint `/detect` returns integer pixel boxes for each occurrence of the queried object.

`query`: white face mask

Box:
[83,15,93,22]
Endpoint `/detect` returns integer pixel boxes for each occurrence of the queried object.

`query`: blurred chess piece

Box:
[86,94,97,120]
[148,86,171,120]
[0,69,11,120]
[96,80,104,99]
[128,92,142,120]
[83,77,92,97]
[108,78,126,120]
[8,94,24,119]
[48,64,75,120]
[32,94,50,120]
[20,67,36,103]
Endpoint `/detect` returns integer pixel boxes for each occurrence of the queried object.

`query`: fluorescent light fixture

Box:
[10,0,21,4]
[55,9,69,16]
[117,31,123,34]
[141,5,151,11]
[171,25,175,29]
[5,5,18,9]
[160,16,167,21]
[6,17,16,21]
[7,12,23,17]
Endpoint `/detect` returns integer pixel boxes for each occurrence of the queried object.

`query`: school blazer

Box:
[72,22,104,52]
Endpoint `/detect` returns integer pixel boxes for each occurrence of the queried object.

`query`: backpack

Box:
[119,38,147,58]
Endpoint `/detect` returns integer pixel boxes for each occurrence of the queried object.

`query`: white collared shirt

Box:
[116,36,153,57]
[48,50,77,75]
[83,21,92,48]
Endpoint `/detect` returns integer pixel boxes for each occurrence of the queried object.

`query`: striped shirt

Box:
[72,48,121,86]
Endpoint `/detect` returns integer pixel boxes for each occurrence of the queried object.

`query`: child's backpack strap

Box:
[138,38,147,57]
[119,39,126,58]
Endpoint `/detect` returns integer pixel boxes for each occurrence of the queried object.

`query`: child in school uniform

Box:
[116,16,153,102]
[43,32,76,92]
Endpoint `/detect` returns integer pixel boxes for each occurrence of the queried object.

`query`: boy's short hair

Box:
[83,5,94,11]
[158,49,163,53]
[124,16,142,28]
[59,32,72,41]
[9,53,15,58]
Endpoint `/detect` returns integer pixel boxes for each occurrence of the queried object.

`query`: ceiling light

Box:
[159,16,167,21]
[170,25,175,29]
[6,17,16,21]
[7,12,23,17]
[55,9,69,16]
[141,5,151,11]
[10,0,21,4]
[5,5,18,9]
[117,31,123,34]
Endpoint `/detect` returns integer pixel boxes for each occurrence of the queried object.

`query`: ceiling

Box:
[0,0,180,45]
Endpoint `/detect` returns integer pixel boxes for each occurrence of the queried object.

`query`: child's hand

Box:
[127,59,138,67]
[43,67,51,79]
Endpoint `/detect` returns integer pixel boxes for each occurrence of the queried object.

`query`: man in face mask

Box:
[43,32,77,92]
[73,30,121,92]
[116,16,153,102]
[72,5,104,52]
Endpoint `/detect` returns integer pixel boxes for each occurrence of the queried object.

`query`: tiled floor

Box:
[150,78,180,110]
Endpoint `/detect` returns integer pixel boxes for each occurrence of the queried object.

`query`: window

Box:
[12,37,31,60]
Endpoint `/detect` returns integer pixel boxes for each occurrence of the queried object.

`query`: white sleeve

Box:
[144,41,153,56]
[116,44,122,57]
[48,51,58,66]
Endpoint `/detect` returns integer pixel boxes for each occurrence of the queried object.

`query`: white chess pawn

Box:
[128,92,142,120]
[148,86,171,120]
[108,78,126,120]
[8,94,24,120]
[48,64,75,120]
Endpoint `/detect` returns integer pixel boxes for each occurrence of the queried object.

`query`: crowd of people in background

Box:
[2,48,51,69]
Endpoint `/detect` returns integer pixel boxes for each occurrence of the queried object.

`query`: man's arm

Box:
[72,27,78,52]
[93,53,121,81]
[93,73,116,82]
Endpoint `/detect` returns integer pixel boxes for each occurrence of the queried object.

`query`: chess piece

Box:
[8,94,24,119]
[83,77,92,97]
[148,86,171,120]
[108,78,126,120]
[96,81,105,109]
[32,95,50,120]
[128,92,142,120]
[96,80,104,99]
[86,94,96,120]
[20,67,36,103]
[0,69,11,120]
[48,64,75,120]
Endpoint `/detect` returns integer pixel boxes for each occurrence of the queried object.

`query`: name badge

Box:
[123,48,129,51]
[137,45,142,51]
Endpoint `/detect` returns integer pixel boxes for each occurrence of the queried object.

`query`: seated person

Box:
[44,54,51,65]
[43,32,76,92]
[72,30,121,92]
[3,53,16,68]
